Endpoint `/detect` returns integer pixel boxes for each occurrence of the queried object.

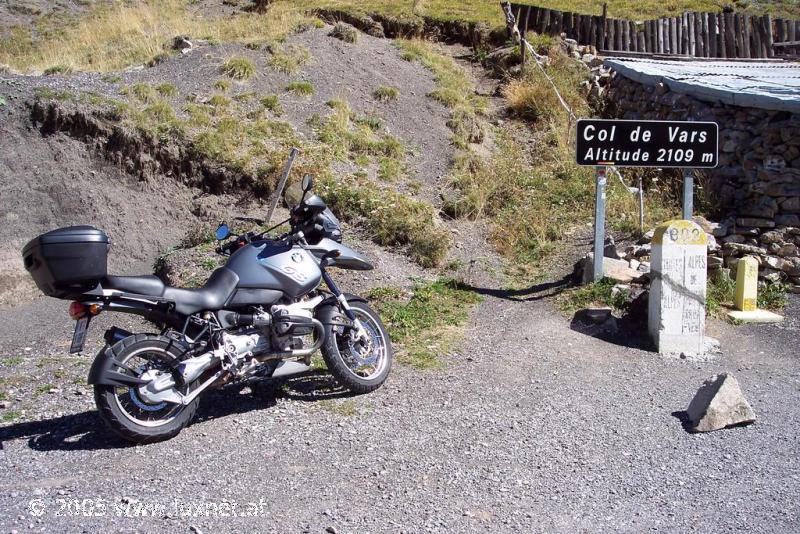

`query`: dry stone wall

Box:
[604,73,800,291]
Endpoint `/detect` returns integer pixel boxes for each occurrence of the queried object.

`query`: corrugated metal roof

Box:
[604,58,800,113]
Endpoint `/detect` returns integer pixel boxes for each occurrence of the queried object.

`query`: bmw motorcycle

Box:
[22,175,392,443]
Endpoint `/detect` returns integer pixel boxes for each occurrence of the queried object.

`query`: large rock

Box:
[578,254,642,284]
[687,373,756,432]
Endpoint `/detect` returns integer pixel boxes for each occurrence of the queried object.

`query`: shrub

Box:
[373,85,399,102]
[156,82,178,97]
[329,23,358,43]
[260,94,282,115]
[44,64,72,75]
[221,57,256,80]
[286,80,314,96]
[268,44,310,74]
[214,79,232,92]
[129,83,156,103]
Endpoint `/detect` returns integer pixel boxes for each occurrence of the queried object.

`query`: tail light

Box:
[69,302,101,320]
[69,301,87,320]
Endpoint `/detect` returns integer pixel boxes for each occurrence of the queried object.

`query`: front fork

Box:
[320,269,369,342]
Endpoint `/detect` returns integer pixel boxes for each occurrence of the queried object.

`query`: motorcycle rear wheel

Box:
[93,334,199,444]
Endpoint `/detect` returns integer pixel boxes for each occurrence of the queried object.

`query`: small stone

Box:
[189,526,203,534]
[687,373,755,432]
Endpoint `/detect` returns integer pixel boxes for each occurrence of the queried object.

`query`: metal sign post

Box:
[593,166,607,282]
[576,119,719,284]
[682,168,694,220]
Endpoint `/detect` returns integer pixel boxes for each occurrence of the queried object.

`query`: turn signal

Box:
[69,301,88,320]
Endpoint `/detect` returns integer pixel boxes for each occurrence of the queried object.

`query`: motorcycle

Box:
[22,175,393,443]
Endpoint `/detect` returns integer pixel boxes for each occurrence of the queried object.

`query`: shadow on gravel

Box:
[671,411,695,433]
[569,311,652,351]
[0,371,351,451]
[0,410,132,452]
[461,273,573,302]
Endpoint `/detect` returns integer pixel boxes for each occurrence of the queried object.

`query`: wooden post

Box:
[564,11,573,40]
[734,14,743,57]
[522,6,531,39]
[764,15,774,58]
[638,28,645,52]
[752,15,763,57]
[539,8,549,33]
[708,13,717,57]
[724,13,734,57]
[657,19,665,53]
[742,15,751,58]
[695,12,704,56]
[531,6,541,33]
[621,19,629,51]
[608,18,616,50]
[688,12,695,55]
[616,19,624,50]
[680,13,688,54]
[718,14,727,58]
[602,3,608,50]
[701,13,709,57]
[670,17,678,54]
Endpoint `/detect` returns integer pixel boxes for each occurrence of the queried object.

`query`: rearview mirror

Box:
[215,223,231,241]
[301,174,313,192]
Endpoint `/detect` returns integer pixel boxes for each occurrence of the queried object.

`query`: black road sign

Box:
[576,119,718,168]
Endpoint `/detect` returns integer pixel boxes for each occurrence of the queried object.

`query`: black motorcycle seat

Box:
[102,275,165,297]
[103,268,240,315]
[162,267,240,315]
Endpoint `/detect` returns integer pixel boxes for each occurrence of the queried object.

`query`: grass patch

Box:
[368,279,482,369]
[156,82,178,97]
[0,1,318,73]
[128,82,157,103]
[311,100,403,161]
[214,79,232,92]
[707,272,736,318]
[44,64,72,75]
[557,278,629,316]
[329,22,358,43]
[3,357,24,366]
[318,399,359,416]
[260,94,283,115]
[373,85,399,102]
[286,80,314,96]
[1,410,21,423]
[377,156,404,181]
[759,282,788,311]
[268,43,311,74]
[221,57,256,80]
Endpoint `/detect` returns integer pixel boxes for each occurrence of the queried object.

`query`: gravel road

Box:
[1,289,797,533]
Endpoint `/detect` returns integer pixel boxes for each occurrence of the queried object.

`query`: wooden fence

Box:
[508,2,800,59]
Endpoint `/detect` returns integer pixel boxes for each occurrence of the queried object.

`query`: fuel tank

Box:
[224,240,321,299]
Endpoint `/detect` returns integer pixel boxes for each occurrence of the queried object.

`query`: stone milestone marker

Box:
[648,220,707,355]
[727,256,784,324]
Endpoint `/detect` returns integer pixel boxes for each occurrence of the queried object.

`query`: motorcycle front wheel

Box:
[93,334,199,443]
[320,301,393,394]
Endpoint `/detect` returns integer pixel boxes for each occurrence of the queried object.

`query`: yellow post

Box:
[734,256,758,312]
